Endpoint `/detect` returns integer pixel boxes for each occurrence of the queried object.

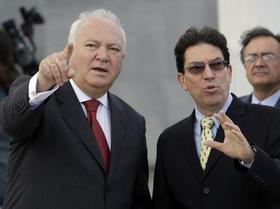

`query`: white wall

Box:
[218,0,280,96]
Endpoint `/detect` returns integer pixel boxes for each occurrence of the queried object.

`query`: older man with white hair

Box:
[0,8,151,209]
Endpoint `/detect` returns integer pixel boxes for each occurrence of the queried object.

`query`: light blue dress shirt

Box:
[251,89,280,107]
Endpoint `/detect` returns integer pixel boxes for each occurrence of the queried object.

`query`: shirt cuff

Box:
[238,146,257,169]
[239,159,254,168]
[28,73,59,109]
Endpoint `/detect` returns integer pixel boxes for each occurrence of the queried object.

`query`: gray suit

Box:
[0,75,151,209]
[240,94,280,108]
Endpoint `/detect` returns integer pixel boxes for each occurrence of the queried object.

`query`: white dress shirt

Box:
[28,73,111,150]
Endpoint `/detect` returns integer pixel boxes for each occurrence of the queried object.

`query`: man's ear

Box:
[177,72,189,91]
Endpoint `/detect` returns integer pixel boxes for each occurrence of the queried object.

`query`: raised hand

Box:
[205,112,255,163]
[37,43,75,92]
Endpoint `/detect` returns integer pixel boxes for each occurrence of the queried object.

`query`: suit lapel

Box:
[204,96,246,175]
[244,94,252,103]
[176,112,204,181]
[275,97,280,108]
[55,82,105,171]
[203,125,224,175]
[107,93,128,182]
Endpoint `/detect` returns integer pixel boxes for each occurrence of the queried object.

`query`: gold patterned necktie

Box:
[200,117,214,170]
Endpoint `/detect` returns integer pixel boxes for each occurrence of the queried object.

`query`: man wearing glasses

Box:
[240,27,280,107]
[152,26,280,209]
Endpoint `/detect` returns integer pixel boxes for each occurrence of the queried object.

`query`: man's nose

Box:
[96,46,109,62]
[254,55,266,67]
[203,64,215,79]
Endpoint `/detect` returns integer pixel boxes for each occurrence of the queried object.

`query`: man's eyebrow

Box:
[245,53,257,56]
[188,57,224,65]
[107,42,121,46]
[84,39,121,45]
[209,57,224,62]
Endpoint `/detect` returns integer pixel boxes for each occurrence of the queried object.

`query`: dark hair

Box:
[240,26,280,63]
[174,26,230,73]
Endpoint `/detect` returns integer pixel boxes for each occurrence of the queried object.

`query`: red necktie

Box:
[83,99,110,172]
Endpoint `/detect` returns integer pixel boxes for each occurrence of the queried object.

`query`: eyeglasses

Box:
[244,52,280,64]
[185,60,229,75]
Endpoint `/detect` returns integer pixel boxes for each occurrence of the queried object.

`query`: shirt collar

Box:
[69,79,108,108]
[251,89,280,107]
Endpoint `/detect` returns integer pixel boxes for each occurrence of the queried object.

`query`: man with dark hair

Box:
[152,26,280,209]
[240,26,280,107]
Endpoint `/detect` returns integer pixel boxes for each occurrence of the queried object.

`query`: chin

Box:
[205,97,224,107]
[90,80,113,89]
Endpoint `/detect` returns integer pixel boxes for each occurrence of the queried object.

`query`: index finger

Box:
[63,43,73,61]
[214,112,226,124]
[214,112,232,124]
[221,112,234,124]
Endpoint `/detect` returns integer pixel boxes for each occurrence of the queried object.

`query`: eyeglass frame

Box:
[184,59,229,75]
[244,52,280,64]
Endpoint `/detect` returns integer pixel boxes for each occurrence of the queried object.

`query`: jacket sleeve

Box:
[132,116,152,209]
[0,75,43,141]
[152,134,182,209]
[236,109,280,201]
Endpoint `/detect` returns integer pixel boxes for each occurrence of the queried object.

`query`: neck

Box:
[197,94,230,117]
[72,78,109,99]
[253,85,280,101]
[85,88,108,99]
[197,105,223,117]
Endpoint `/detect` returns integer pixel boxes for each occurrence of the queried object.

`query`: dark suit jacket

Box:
[240,94,280,209]
[240,94,280,108]
[0,76,151,209]
[152,96,280,209]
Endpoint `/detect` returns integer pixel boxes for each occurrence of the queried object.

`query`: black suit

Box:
[0,76,151,209]
[152,96,280,209]
[240,94,280,209]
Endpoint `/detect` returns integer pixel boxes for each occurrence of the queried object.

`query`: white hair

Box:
[68,8,126,53]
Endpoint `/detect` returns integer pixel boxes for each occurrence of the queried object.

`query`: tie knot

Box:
[201,117,214,129]
[83,99,100,112]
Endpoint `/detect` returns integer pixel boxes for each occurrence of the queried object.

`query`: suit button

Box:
[203,187,210,194]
